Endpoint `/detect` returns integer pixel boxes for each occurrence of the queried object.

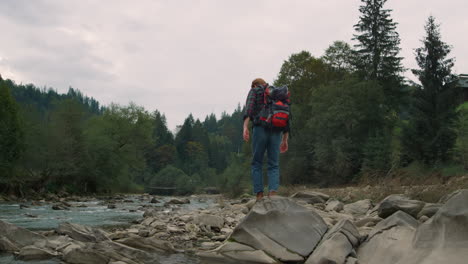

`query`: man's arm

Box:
[280,131,289,153]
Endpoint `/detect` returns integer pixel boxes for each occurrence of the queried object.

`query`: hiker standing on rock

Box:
[243,78,291,201]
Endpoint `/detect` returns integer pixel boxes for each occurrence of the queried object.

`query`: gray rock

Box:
[0,220,46,252]
[325,199,344,212]
[377,194,425,218]
[230,197,328,262]
[395,189,468,264]
[357,211,419,264]
[343,199,373,216]
[198,242,277,264]
[305,219,360,264]
[166,198,190,205]
[56,222,110,243]
[354,217,382,228]
[417,203,441,219]
[291,191,330,204]
[116,236,176,253]
[17,245,58,261]
[193,214,224,230]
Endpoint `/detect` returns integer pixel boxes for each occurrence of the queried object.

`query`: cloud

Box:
[0,0,467,129]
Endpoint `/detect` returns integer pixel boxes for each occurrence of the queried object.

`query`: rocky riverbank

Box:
[1,189,468,263]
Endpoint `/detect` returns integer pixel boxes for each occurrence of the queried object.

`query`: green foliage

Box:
[402,16,459,165]
[0,81,24,192]
[218,155,250,198]
[455,103,468,169]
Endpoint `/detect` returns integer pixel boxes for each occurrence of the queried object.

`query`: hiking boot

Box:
[268,190,277,197]
[256,192,264,201]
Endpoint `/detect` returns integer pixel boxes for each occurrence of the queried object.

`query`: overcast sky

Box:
[0,0,467,130]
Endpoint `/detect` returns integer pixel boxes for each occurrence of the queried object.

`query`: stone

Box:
[230,197,328,262]
[417,203,441,219]
[52,203,69,210]
[116,235,176,253]
[357,211,419,264]
[354,217,382,228]
[193,214,224,230]
[305,220,360,264]
[198,242,277,264]
[56,222,110,243]
[343,199,373,216]
[107,204,117,209]
[325,199,344,212]
[395,189,468,264]
[166,198,190,205]
[290,191,330,204]
[17,245,58,261]
[150,198,159,204]
[377,194,425,218]
[0,220,46,252]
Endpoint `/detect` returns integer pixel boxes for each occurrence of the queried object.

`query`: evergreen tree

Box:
[353,0,404,107]
[402,16,459,165]
[0,80,24,192]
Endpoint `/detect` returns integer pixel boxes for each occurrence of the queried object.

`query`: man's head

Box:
[251,78,266,88]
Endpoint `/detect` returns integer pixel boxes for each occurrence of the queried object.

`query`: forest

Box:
[1,0,467,197]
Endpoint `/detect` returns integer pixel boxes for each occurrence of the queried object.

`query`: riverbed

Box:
[0,195,214,264]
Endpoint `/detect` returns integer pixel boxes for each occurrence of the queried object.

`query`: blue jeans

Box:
[251,125,282,194]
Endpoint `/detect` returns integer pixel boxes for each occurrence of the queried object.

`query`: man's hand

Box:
[280,132,289,153]
[243,126,250,142]
[243,117,250,142]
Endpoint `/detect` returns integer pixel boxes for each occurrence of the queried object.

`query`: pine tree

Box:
[0,80,24,191]
[353,0,404,107]
[402,16,459,164]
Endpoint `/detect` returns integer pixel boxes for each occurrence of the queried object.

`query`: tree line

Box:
[1,0,467,197]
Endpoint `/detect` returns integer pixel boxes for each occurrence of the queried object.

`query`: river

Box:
[0,195,214,264]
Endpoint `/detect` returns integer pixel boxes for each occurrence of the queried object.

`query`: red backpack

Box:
[258,85,291,129]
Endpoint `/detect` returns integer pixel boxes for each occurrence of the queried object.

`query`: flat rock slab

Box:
[343,199,373,216]
[230,197,328,262]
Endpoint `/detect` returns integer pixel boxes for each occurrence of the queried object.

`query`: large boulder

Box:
[230,197,328,262]
[376,194,425,218]
[325,199,344,212]
[0,220,46,252]
[305,219,361,264]
[290,191,330,204]
[395,189,468,264]
[56,222,110,243]
[357,211,419,264]
[343,199,373,216]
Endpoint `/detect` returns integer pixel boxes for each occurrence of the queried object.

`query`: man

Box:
[243,78,289,201]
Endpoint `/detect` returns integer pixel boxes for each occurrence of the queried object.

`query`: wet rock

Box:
[56,222,110,243]
[376,194,425,218]
[230,197,328,262]
[107,204,117,209]
[291,191,330,204]
[343,199,373,216]
[52,203,69,210]
[305,220,361,264]
[150,198,159,204]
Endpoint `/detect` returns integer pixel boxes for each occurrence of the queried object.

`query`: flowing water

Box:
[0,195,214,264]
